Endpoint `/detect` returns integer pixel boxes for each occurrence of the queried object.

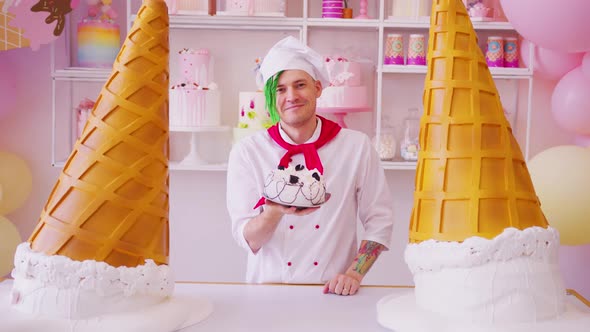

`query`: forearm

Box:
[242,209,283,253]
[345,240,385,281]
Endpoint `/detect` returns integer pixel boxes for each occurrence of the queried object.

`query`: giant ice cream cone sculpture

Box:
[409,0,548,243]
[28,0,170,267]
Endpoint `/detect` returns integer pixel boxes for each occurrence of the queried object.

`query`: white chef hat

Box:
[256,36,330,89]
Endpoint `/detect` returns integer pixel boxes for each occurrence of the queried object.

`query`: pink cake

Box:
[169,48,221,128]
[77,1,120,68]
[75,98,95,139]
[317,56,368,108]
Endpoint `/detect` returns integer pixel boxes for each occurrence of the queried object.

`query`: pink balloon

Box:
[499,0,590,53]
[582,52,590,79]
[0,61,17,120]
[551,67,590,136]
[520,40,584,81]
[573,135,590,148]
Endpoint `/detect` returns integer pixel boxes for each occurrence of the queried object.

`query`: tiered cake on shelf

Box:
[376,1,590,331]
[170,48,221,128]
[223,0,286,16]
[233,58,273,142]
[233,91,272,142]
[316,56,369,108]
[77,0,121,68]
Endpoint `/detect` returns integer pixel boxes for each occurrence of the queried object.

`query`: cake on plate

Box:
[263,164,328,208]
[0,2,212,331]
[77,0,121,68]
[169,48,221,128]
[376,1,590,331]
[316,56,369,108]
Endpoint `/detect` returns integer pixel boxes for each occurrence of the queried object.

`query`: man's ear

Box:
[315,80,323,98]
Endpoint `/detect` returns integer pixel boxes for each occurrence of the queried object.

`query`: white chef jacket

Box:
[226,118,394,284]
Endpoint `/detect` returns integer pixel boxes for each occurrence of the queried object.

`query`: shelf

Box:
[317,107,372,114]
[56,160,415,171]
[381,161,417,170]
[155,14,303,30]
[170,126,231,133]
[381,65,532,78]
[53,160,229,171]
[170,161,227,171]
[52,67,110,81]
[383,18,514,30]
[306,18,379,29]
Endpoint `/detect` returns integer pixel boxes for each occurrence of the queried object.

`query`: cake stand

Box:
[170,126,230,166]
[317,107,372,128]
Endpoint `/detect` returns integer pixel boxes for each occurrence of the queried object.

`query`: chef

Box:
[226,36,394,296]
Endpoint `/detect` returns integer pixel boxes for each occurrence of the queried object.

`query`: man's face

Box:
[275,70,322,128]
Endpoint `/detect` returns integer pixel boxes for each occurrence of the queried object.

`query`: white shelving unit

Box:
[50,0,534,171]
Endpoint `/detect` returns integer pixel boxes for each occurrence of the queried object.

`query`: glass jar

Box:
[373,115,397,161]
[400,108,420,161]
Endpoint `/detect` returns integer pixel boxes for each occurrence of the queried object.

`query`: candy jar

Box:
[373,114,397,161]
[400,108,420,161]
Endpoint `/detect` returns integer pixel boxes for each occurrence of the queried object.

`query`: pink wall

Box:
[0,17,588,298]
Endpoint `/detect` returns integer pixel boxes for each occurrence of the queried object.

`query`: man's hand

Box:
[322,241,386,296]
[322,271,362,296]
[264,199,320,217]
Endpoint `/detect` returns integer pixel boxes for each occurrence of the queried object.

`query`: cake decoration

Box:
[233,57,272,142]
[31,0,74,36]
[376,1,590,331]
[317,55,369,108]
[263,164,328,208]
[0,1,213,331]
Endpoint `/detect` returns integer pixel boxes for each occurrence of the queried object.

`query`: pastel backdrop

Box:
[0,0,589,300]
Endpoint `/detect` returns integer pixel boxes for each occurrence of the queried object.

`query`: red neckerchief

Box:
[253,115,341,209]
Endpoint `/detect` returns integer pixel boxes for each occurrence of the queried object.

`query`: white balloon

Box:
[528,146,590,245]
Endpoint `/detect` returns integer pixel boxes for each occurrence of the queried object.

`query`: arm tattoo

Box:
[352,240,385,276]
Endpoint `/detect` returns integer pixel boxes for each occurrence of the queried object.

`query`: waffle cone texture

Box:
[409,0,548,243]
[29,0,171,267]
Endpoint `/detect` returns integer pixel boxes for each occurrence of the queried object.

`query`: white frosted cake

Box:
[10,243,173,319]
[233,91,272,142]
[377,227,590,332]
[390,0,431,19]
[224,0,285,16]
[169,48,221,128]
[317,56,368,108]
[166,0,208,14]
[263,164,327,207]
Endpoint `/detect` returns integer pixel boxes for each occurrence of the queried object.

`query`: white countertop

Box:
[172,282,590,332]
[175,282,407,332]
